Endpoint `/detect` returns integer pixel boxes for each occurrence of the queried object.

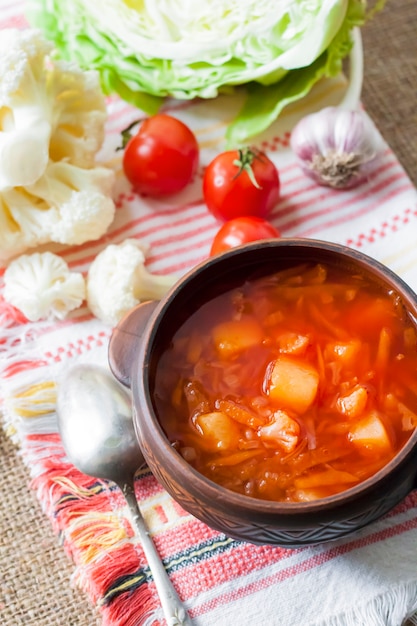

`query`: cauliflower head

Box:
[86,239,177,326]
[0,28,107,188]
[0,161,115,265]
[0,28,115,265]
[3,251,86,322]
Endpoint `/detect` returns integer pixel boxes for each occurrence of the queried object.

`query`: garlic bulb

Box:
[290,107,384,189]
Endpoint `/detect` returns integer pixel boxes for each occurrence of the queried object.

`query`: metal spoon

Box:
[56,364,192,626]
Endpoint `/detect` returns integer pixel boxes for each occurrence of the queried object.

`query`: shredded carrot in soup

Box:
[154,263,417,503]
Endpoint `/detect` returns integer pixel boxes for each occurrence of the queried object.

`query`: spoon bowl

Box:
[56,364,192,626]
[57,365,142,483]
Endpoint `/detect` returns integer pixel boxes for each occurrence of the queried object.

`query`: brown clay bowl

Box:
[108,238,417,547]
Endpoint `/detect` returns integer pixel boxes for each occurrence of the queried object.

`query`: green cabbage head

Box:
[27,0,385,143]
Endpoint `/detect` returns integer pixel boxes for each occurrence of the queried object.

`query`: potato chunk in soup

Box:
[154,263,417,503]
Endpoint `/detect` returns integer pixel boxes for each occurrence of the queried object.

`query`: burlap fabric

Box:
[361,0,417,188]
[0,1,415,624]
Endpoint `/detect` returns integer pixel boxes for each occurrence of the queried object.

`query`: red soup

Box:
[153,263,417,502]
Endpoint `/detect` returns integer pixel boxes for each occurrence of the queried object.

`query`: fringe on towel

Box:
[312,584,417,626]
[0,350,164,626]
[2,315,416,626]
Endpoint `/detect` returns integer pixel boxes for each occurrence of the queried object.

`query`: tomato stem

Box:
[116,117,146,151]
[232,148,264,189]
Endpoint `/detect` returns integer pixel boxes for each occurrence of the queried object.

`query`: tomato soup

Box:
[153,263,417,503]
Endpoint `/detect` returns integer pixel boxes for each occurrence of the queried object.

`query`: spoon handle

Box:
[122,482,193,626]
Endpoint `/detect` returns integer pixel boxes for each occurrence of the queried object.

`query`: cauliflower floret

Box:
[47,58,107,169]
[26,161,115,245]
[86,239,178,326]
[3,252,86,322]
[0,28,107,189]
[0,28,115,265]
[0,29,52,188]
[0,161,115,265]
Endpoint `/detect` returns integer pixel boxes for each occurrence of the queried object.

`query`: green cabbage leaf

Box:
[27,0,385,143]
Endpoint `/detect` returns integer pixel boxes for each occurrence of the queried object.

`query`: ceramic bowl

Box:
[108,238,417,547]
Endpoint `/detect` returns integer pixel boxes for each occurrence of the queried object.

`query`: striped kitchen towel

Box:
[1,4,417,625]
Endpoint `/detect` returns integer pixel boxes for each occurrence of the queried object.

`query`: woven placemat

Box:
[0,1,415,624]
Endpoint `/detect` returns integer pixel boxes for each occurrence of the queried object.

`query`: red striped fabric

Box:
[1,6,417,626]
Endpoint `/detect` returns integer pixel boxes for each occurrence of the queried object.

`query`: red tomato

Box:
[203,148,280,221]
[123,114,199,196]
[210,217,281,256]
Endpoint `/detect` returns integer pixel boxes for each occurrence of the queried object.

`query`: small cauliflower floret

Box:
[336,385,368,418]
[266,355,319,414]
[258,409,300,453]
[212,317,263,358]
[3,252,85,322]
[86,239,178,326]
[348,410,392,455]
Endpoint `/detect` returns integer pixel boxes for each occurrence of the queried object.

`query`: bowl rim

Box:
[133,237,417,516]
